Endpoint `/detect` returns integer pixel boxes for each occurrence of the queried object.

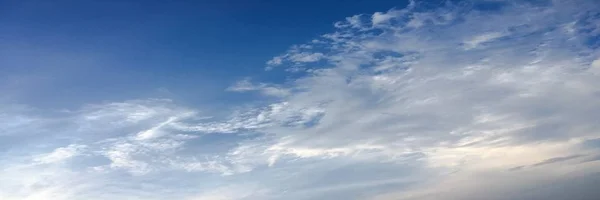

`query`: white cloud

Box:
[227,78,291,97]
[223,0,600,198]
[33,144,87,164]
[266,56,283,66]
[335,15,364,29]
[135,116,182,140]
[101,142,152,175]
[372,11,396,25]
[0,158,91,200]
[463,32,505,49]
[266,45,326,69]
[185,185,270,200]
[288,52,324,63]
[590,58,600,74]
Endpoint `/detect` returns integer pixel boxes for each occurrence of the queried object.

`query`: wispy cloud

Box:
[227,78,291,97]
[33,144,87,164]
[462,32,506,49]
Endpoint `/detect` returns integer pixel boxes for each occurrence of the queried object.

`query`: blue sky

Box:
[0,0,408,109]
[2,0,600,200]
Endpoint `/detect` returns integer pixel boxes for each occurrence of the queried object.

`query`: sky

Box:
[1,0,600,199]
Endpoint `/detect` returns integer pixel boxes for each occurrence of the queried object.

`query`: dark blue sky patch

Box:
[582,138,600,149]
